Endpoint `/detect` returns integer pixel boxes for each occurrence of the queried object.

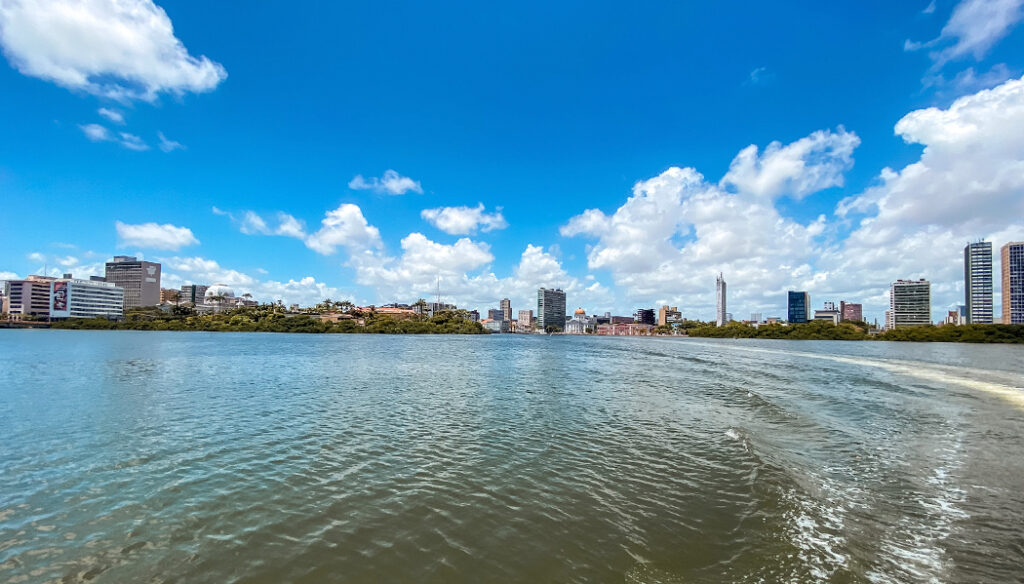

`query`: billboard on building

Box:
[52,281,68,311]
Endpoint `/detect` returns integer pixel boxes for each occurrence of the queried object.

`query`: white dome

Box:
[205,284,235,299]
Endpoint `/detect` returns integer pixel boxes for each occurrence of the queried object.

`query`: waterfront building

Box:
[3,275,55,319]
[179,284,210,306]
[565,308,589,334]
[49,276,123,320]
[610,315,634,325]
[595,323,654,336]
[518,309,534,328]
[813,309,840,325]
[195,284,257,314]
[634,308,656,325]
[716,273,727,326]
[481,319,509,333]
[658,306,682,326]
[488,308,504,321]
[105,256,161,310]
[1003,242,1024,324]
[537,287,566,331]
[468,310,480,322]
[964,241,994,324]
[788,291,810,324]
[500,298,511,322]
[890,279,931,327]
[840,302,863,322]
[750,312,762,323]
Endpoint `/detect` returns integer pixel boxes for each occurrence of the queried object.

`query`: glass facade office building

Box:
[788,291,810,324]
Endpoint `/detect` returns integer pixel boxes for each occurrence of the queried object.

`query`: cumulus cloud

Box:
[348,170,423,195]
[831,75,1024,315]
[562,131,850,319]
[116,220,199,250]
[0,0,227,101]
[906,0,1024,68]
[720,128,860,200]
[230,204,382,257]
[420,203,508,235]
[97,107,124,124]
[160,256,350,306]
[304,204,383,254]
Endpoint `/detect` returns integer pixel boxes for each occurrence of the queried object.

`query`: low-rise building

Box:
[50,277,124,320]
[658,306,683,326]
[813,309,840,325]
[3,275,55,319]
[595,323,654,336]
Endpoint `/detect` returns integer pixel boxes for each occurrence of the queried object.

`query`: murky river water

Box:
[1,331,1022,583]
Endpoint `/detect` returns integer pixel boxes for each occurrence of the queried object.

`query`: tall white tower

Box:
[716,273,727,327]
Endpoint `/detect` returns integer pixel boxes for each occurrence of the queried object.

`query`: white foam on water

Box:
[682,340,1024,410]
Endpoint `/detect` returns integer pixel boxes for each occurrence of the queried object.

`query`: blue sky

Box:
[2,0,1024,322]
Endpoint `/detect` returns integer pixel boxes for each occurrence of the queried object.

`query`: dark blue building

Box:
[788,291,810,323]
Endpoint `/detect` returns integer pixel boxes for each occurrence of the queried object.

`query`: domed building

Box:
[194,283,258,314]
[565,307,589,335]
[204,284,235,302]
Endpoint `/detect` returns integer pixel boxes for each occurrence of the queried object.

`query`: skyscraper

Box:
[105,256,161,310]
[787,291,810,324]
[1002,242,1024,324]
[964,241,993,323]
[537,288,566,332]
[716,273,727,327]
[500,298,512,322]
[890,279,931,327]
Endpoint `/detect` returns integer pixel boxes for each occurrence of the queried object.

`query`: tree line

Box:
[50,304,487,335]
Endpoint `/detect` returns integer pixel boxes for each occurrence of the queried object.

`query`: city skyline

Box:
[2,1,1024,324]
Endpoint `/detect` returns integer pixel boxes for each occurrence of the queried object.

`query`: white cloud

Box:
[157,131,184,152]
[348,170,423,195]
[420,203,508,235]
[239,211,270,235]
[79,123,111,142]
[0,0,227,101]
[832,75,1024,318]
[304,204,383,255]
[160,256,350,307]
[906,0,1024,68]
[116,220,199,250]
[79,123,150,150]
[161,256,255,287]
[233,204,381,257]
[562,131,852,319]
[0,271,20,281]
[118,132,148,151]
[720,128,860,200]
[97,107,124,124]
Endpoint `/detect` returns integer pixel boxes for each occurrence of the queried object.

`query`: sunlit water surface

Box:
[1,331,1023,583]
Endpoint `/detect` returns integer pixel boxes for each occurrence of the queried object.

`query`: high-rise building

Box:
[788,291,810,324]
[49,277,123,320]
[537,288,566,331]
[964,241,993,324]
[840,302,863,322]
[890,279,931,327]
[716,273,727,327]
[3,275,55,319]
[500,298,511,322]
[488,308,504,321]
[518,309,534,326]
[1003,242,1024,324]
[658,306,682,326]
[179,284,210,305]
[635,308,656,325]
[105,256,161,310]
[750,312,762,323]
